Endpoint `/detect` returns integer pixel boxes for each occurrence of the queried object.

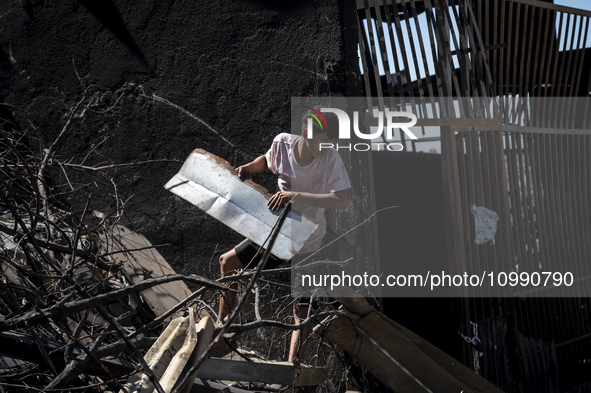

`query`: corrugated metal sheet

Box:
[165,149,318,261]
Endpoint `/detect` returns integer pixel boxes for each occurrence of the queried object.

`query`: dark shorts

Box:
[235,239,285,270]
[234,239,312,307]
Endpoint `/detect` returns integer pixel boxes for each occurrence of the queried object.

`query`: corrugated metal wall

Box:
[356,0,591,391]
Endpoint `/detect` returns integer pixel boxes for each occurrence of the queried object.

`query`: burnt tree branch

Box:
[0,273,229,331]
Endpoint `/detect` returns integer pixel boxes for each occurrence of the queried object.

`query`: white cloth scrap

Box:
[471,206,499,245]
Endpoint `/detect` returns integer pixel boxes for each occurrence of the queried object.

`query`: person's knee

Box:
[219,252,242,276]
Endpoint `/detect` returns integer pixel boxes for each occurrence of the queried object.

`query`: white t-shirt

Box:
[265,133,351,253]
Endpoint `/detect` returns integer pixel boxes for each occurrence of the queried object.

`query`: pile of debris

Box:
[0,124,335,393]
[0,207,329,392]
[1,120,508,393]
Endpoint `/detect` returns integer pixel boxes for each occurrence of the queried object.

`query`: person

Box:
[218,118,351,362]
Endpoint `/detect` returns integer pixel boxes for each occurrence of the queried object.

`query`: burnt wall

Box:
[0,0,352,276]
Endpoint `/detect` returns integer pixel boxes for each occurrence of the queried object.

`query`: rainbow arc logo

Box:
[303,106,328,133]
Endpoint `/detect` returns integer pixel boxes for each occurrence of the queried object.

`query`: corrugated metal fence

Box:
[356,0,591,391]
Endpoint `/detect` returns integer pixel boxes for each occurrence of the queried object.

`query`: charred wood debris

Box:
[0,101,345,393]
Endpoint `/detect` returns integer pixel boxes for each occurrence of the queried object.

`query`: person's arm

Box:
[235,155,268,180]
[267,189,348,211]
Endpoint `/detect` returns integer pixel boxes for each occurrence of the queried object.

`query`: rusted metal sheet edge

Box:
[165,149,318,261]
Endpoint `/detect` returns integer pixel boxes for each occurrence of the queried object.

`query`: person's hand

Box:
[235,165,250,181]
[267,191,293,211]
